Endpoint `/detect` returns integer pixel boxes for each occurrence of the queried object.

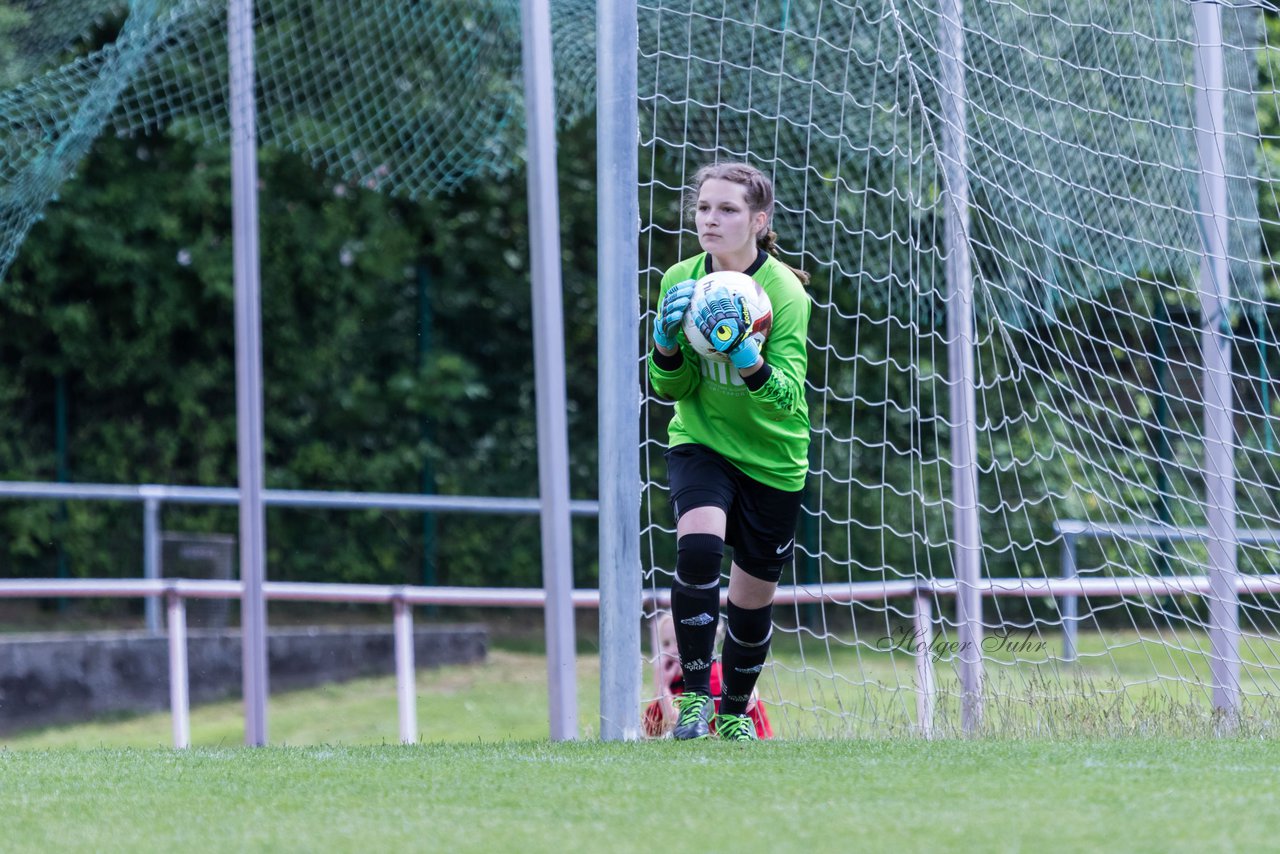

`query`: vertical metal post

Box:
[1060,534,1078,662]
[939,0,983,734]
[1193,0,1240,722]
[394,599,418,744]
[230,0,269,746]
[1154,295,1173,584]
[913,590,935,738]
[54,373,68,612]
[143,493,161,634]
[1258,305,1272,454]
[520,0,578,741]
[417,262,438,603]
[597,0,641,742]
[801,486,818,629]
[166,590,191,749]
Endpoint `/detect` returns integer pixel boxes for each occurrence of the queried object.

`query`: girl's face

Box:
[658,618,677,655]
[696,178,767,259]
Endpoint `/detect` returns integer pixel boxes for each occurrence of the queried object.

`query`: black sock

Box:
[719,600,773,716]
[670,533,724,696]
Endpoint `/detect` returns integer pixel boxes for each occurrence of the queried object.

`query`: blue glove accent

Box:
[691,285,747,366]
[694,285,746,350]
[695,284,761,370]
[728,336,761,370]
[653,278,696,350]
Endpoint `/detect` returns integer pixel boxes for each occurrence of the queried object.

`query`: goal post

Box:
[1192,0,1241,721]
[597,0,643,742]
[937,0,985,735]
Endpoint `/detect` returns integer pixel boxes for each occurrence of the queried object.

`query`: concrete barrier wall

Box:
[0,624,486,734]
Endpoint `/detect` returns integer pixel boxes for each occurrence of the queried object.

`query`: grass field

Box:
[4,739,1279,852]
[5,636,1280,851]
[9,628,1280,748]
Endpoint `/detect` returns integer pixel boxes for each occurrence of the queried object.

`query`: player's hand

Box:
[695,285,761,370]
[653,279,695,350]
[726,335,761,370]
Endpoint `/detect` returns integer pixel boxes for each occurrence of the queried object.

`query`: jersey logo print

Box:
[775,538,794,555]
[699,356,744,387]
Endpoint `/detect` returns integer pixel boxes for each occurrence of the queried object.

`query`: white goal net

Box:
[640,0,1280,736]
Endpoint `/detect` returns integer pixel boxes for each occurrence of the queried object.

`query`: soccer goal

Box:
[7,0,1280,743]
[634,0,1280,737]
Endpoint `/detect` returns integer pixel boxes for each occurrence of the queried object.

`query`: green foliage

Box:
[0,117,600,588]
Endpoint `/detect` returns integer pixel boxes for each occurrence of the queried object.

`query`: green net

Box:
[0,0,597,281]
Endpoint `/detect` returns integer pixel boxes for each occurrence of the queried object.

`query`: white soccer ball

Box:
[681,270,773,362]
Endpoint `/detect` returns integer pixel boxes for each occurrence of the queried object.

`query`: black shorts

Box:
[665,443,804,581]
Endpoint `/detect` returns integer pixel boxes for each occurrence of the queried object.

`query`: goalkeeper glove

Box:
[695,284,762,370]
[653,278,695,350]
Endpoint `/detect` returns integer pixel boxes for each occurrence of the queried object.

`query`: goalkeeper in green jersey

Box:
[649,162,811,742]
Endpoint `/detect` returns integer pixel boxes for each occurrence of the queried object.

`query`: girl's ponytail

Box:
[757,229,810,285]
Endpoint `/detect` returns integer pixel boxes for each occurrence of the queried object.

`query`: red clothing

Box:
[643,660,774,738]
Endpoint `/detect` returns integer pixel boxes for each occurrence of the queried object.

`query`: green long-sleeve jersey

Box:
[648,250,811,492]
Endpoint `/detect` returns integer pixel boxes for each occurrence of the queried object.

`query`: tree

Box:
[0,115,601,590]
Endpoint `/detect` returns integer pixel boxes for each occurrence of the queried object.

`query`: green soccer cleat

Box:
[716,713,758,742]
[672,693,713,740]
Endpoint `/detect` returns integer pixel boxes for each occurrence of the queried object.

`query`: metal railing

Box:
[1055,520,1280,661]
[9,572,1280,744]
[0,481,600,633]
[0,577,933,746]
[0,578,601,748]
[6,490,1279,742]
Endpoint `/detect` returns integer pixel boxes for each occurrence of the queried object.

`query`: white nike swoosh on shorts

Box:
[775,539,795,555]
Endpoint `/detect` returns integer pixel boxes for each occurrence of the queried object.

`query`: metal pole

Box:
[143,494,161,634]
[394,598,417,744]
[417,262,438,601]
[802,485,817,629]
[55,373,68,613]
[166,591,191,749]
[597,0,641,742]
[1258,305,1272,454]
[229,0,269,746]
[939,0,982,734]
[913,590,935,738]
[1060,534,1078,662]
[519,0,578,741]
[1193,0,1240,722]
[1154,294,1172,586]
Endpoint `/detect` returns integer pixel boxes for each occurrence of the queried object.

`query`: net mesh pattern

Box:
[641,0,1280,736]
[0,0,598,279]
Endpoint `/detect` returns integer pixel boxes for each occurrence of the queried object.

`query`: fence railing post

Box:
[913,588,935,738]
[393,597,417,744]
[143,491,162,635]
[166,588,190,749]
[1061,533,1078,662]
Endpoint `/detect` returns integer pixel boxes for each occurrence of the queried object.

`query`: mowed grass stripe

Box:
[2,740,1278,853]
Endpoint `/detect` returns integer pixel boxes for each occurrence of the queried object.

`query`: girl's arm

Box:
[648,275,701,400]
[741,289,809,420]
